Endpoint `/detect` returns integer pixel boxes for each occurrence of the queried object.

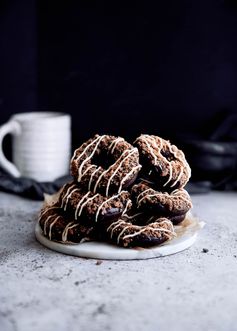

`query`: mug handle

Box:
[0,120,21,177]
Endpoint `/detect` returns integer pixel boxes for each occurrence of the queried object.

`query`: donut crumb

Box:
[96,260,103,265]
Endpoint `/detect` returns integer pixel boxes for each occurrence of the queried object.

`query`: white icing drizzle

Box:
[77,135,106,181]
[88,167,101,191]
[165,142,191,187]
[163,144,181,187]
[71,148,78,161]
[40,206,59,220]
[122,222,175,241]
[121,200,131,216]
[137,185,192,208]
[75,135,101,163]
[63,187,79,211]
[77,193,99,217]
[122,212,143,220]
[74,191,90,220]
[92,163,115,194]
[43,215,55,235]
[121,226,149,241]
[107,217,175,244]
[117,225,133,243]
[61,185,73,208]
[136,188,154,204]
[171,188,191,203]
[140,135,163,159]
[104,148,138,196]
[78,164,95,181]
[154,219,175,229]
[92,148,137,196]
[136,134,190,188]
[94,191,126,223]
[62,222,79,242]
[118,164,141,193]
[77,137,139,197]
[107,219,125,232]
[146,215,156,223]
[170,166,183,188]
[163,161,173,186]
[48,216,61,240]
[61,183,77,210]
[108,137,124,154]
[107,220,127,238]
[152,135,189,187]
[171,189,179,195]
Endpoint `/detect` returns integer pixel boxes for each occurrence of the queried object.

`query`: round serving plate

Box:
[35,213,205,260]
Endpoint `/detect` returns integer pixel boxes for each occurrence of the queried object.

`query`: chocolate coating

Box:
[59,182,132,224]
[134,134,191,191]
[38,205,96,243]
[71,134,141,196]
[131,181,192,222]
[102,217,175,247]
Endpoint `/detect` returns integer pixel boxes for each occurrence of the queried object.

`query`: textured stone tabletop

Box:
[0,191,237,331]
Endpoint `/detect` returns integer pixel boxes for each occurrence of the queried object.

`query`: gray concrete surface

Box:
[0,191,237,331]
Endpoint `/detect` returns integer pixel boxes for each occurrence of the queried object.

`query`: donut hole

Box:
[161,149,176,162]
[91,150,115,169]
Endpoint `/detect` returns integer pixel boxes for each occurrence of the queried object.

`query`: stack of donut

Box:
[38,134,192,248]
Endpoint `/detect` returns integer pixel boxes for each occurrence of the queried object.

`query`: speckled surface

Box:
[0,191,237,331]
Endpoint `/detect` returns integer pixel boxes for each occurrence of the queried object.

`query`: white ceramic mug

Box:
[0,112,71,182]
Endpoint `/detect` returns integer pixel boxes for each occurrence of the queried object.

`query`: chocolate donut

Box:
[71,134,141,196]
[103,217,175,247]
[131,182,192,224]
[38,205,96,243]
[134,134,191,190]
[37,132,194,249]
[59,182,132,224]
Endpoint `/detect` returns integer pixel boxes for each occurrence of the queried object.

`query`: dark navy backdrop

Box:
[1,0,237,147]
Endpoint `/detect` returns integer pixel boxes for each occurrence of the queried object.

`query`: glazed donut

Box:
[134,134,191,190]
[38,205,96,243]
[103,217,175,247]
[71,134,141,196]
[131,182,192,224]
[58,182,132,224]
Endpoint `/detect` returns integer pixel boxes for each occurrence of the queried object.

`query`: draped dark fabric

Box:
[0,169,71,200]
